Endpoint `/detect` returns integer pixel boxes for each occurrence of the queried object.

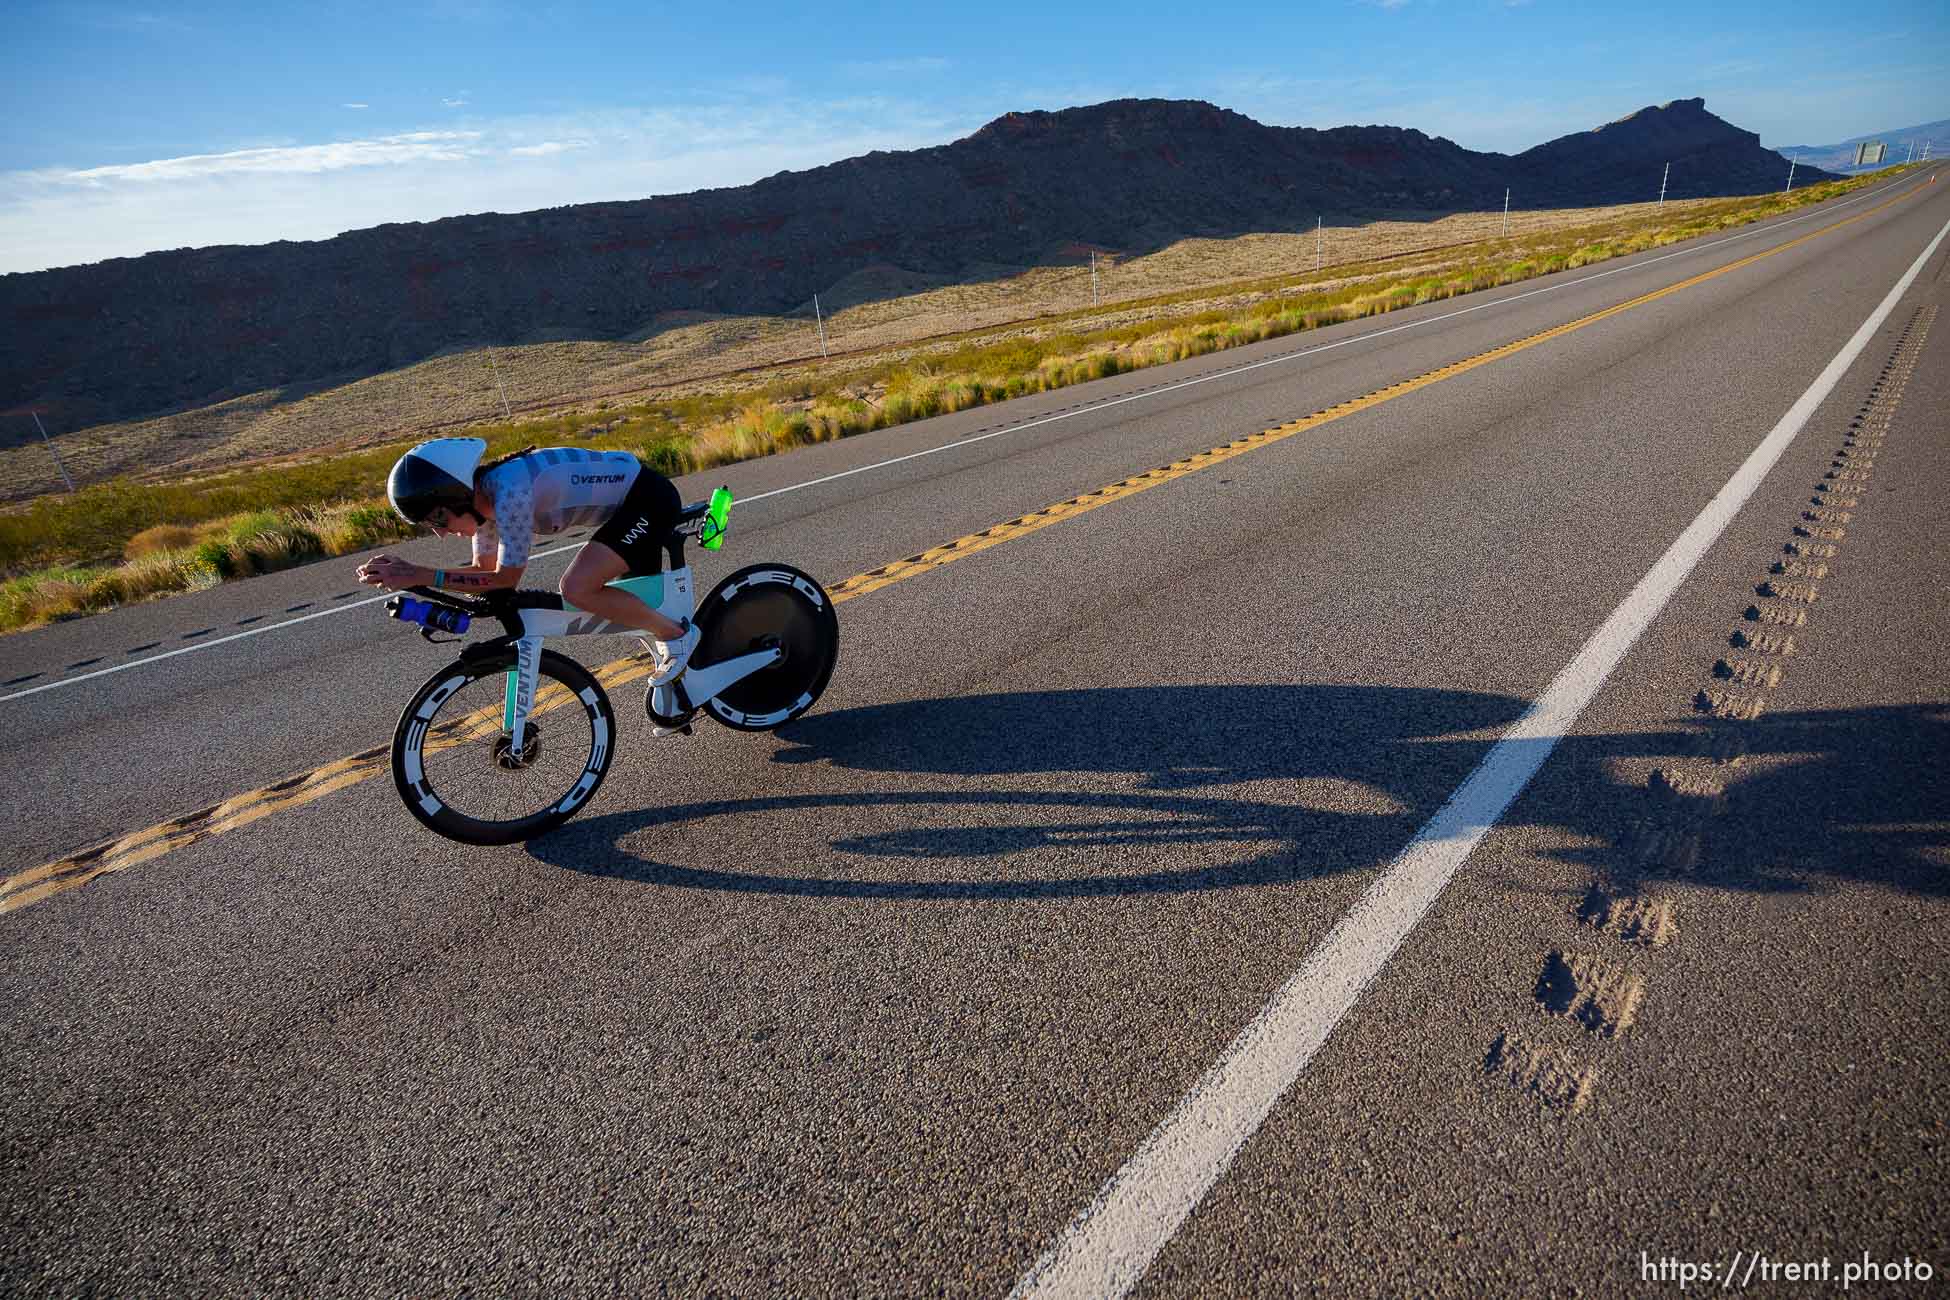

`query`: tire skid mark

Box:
[1648,767,1728,815]
[1487,302,1935,1120]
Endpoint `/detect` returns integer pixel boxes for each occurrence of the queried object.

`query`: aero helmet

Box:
[387,437,486,525]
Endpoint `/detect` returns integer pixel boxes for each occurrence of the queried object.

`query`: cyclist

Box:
[356,437,699,688]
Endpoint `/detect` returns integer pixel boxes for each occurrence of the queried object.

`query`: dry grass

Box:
[123,523,198,560]
[1,500,413,633]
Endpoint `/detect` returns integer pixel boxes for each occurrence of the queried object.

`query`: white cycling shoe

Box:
[643,620,698,688]
[645,680,695,740]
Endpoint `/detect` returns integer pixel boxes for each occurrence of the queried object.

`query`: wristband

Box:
[433,569,446,589]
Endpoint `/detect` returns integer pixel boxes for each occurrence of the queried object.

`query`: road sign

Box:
[1854,141,1886,167]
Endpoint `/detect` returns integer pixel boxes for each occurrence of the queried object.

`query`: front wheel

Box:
[693,563,839,732]
[391,647,616,845]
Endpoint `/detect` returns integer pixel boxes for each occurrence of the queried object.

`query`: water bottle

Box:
[390,595,470,634]
[702,485,733,550]
[428,604,470,634]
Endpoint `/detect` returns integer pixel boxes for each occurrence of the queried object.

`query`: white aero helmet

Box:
[387,437,486,524]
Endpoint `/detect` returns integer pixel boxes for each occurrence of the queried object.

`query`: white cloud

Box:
[40,132,484,186]
[508,139,593,157]
[0,103,970,272]
[343,102,370,110]
[840,56,952,77]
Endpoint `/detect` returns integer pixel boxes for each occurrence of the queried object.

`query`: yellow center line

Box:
[2,182,1922,917]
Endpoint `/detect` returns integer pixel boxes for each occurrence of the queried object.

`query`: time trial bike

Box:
[380,490,838,845]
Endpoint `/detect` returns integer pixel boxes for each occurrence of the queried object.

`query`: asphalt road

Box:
[4,168,1947,1296]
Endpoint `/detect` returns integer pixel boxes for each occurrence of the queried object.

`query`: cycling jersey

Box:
[472,448,643,569]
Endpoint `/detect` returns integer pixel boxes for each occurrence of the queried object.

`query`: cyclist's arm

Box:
[429,512,525,590]
[354,555,525,591]
[405,483,527,591]
[430,559,525,591]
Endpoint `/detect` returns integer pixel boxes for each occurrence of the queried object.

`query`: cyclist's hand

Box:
[357,555,423,590]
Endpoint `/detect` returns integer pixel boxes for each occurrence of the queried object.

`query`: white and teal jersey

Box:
[472,447,641,569]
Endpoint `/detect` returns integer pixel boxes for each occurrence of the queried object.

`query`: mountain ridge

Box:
[1770,117,1949,173]
[3,96,1836,436]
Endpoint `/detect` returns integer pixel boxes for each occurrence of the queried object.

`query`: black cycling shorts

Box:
[589,469,682,575]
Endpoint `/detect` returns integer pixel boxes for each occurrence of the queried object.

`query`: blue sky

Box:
[3,0,1945,274]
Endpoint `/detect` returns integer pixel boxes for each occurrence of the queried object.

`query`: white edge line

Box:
[1008,211,1950,1300]
[3,172,1926,708]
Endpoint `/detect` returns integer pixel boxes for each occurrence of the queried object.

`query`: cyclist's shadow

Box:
[525,683,1530,899]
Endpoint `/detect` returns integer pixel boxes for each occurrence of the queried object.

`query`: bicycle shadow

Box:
[526,684,1949,903]
[527,683,1523,899]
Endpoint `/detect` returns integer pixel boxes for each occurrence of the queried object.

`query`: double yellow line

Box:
[3,181,1923,917]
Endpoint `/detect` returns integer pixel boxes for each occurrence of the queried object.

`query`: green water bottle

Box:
[702,485,733,550]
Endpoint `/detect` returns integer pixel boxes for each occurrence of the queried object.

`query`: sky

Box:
[2,0,1945,275]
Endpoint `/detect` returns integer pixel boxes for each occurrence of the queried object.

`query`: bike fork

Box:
[502,635,543,760]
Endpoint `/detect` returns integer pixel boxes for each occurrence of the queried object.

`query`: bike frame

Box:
[490,566,781,762]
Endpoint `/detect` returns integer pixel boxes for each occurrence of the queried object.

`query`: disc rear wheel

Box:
[693,564,839,731]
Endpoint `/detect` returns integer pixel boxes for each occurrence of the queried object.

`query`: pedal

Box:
[646,680,698,733]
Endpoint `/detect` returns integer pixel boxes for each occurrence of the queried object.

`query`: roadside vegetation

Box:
[0,169,1897,634]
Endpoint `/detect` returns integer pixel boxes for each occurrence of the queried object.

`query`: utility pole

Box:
[484,351,512,421]
[31,411,75,493]
[1659,162,1670,209]
[1785,153,1798,193]
[1906,140,1915,165]
[1315,215,1322,271]
[813,293,828,358]
[1090,250,1099,305]
[1502,188,1510,235]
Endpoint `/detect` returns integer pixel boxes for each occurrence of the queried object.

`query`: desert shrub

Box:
[192,537,238,579]
[238,525,322,575]
[639,439,692,477]
[123,523,197,560]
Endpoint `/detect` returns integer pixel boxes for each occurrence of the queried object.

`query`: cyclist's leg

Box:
[560,541,683,637]
[562,470,684,636]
